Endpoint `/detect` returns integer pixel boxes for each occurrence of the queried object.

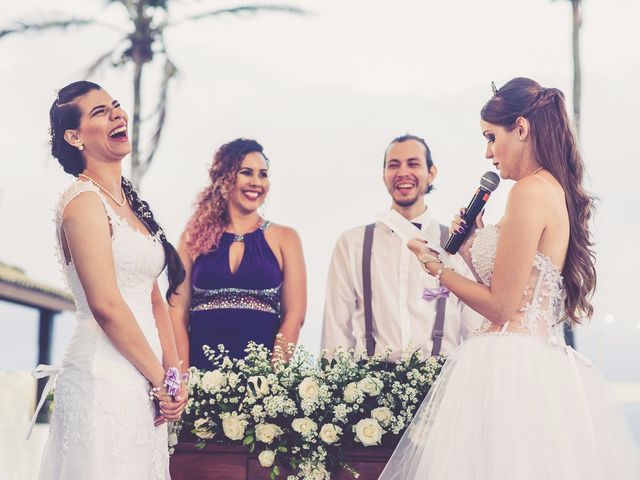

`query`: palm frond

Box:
[84,37,129,78]
[140,56,179,174]
[171,5,307,26]
[0,18,95,39]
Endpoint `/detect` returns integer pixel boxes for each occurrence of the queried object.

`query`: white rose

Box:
[168,431,179,447]
[291,417,318,438]
[343,382,360,403]
[353,418,385,446]
[371,407,393,425]
[258,449,276,468]
[298,377,320,401]
[222,415,246,441]
[193,418,215,440]
[247,375,270,397]
[200,370,227,393]
[319,423,342,445]
[358,376,383,396]
[255,423,283,444]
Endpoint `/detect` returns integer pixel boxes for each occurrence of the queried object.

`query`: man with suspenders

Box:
[321,134,482,361]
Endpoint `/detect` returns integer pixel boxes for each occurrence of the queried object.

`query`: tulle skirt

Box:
[379,334,640,480]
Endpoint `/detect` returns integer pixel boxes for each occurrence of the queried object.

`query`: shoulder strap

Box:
[431,224,450,357]
[55,181,119,240]
[438,223,449,249]
[362,223,376,357]
[54,181,110,268]
[55,181,101,227]
[260,220,272,231]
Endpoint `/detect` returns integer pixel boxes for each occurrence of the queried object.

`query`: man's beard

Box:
[394,195,420,207]
[392,185,428,207]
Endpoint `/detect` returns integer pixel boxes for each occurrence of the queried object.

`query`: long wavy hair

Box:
[481,77,597,324]
[184,138,268,258]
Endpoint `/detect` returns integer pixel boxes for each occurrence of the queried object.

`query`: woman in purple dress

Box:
[169,138,306,370]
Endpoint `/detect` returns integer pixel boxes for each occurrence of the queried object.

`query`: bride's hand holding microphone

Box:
[409,170,499,272]
[450,207,485,262]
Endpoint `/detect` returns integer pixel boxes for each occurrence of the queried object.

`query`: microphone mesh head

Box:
[480,171,500,192]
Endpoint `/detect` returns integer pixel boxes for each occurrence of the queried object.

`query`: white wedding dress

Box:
[35,181,170,479]
[379,224,639,480]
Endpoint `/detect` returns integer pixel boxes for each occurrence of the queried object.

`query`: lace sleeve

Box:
[54,182,101,228]
[53,181,102,269]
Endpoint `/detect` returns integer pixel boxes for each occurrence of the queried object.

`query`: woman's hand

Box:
[451,207,484,262]
[407,239,442,276]
[152,384,189,426]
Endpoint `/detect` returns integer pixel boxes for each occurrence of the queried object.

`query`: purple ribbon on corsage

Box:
[422,286,450,302]
[164,367,181,396]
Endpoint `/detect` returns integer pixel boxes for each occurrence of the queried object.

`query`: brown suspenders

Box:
[431,224,450,357]
[362,222,449,357]
[362,224,376,357]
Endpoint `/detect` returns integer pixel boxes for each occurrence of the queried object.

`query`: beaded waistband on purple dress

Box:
[188,221,283,366]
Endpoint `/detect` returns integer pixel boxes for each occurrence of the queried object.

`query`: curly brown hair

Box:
[481,77,597,325]
[184,138,268,258]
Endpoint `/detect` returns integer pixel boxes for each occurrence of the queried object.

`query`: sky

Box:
[0,0,639,387]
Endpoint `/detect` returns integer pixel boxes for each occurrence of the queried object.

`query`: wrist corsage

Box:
[149,367,181,402]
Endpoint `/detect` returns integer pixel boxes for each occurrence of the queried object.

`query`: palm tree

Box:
[569,0,582,137]
[1,1,306,188]
[554,0,582,137]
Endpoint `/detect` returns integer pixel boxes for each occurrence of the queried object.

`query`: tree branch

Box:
[84,37,129,78]
[142,55,179,171]
[170,5,307,26]
[0,18,95,38]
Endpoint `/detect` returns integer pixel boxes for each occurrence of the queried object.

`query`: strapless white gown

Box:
[36,181,170,479]
[379,225,639,479]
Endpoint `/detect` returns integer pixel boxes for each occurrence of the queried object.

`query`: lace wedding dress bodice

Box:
[39,181,170,480]
[54,181,164,339]
[470,224,566,346]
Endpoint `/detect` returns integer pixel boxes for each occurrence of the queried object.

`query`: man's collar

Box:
[411,208,432,230]
[383,207,432,233]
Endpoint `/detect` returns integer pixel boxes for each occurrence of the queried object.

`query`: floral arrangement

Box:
[170,340,445,479]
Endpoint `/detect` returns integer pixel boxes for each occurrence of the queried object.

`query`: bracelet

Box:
[434,266,443,282]
[148,385,163,402]
[149,366,181,401]
[418,252,442,268]
[435,265,456,283]
[418,253,443,277]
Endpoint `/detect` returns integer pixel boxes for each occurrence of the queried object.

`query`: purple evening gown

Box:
[189,222,282,369]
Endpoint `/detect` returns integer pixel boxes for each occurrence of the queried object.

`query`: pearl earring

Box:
[78,144,84,151]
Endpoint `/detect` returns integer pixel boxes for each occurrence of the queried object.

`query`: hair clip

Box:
[491,81,498,96]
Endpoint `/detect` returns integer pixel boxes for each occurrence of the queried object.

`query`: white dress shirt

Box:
[321,209,483,360]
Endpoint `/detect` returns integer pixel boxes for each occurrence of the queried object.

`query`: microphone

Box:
[444,171,500,254]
